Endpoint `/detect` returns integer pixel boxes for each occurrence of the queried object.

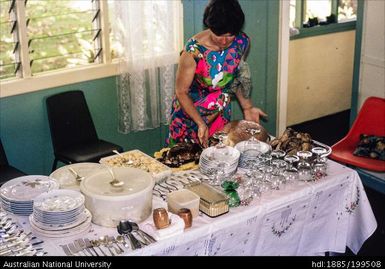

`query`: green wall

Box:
[0,0,279,176]
[0,77,165,175]
[183,0,279,131]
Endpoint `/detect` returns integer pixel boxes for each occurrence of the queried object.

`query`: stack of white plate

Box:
[29,189,91,238]
[199,146,240,178]
[0,175,59,216]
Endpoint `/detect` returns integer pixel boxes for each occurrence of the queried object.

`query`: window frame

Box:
[1,0,184,98]
[290,0,356,40]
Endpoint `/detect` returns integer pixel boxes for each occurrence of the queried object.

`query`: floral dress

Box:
[167,32,249,147]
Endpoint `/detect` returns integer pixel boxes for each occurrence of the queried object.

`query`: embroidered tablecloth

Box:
[15,160,377,256]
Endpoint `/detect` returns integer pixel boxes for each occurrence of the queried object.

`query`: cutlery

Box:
[74,239,90,256]
[68,167,85,183]
[112,150,133,165]
[90,239,107,256]
[129,221,156,244]
[117,220,142,250]
[75,238,95,256]
[60,245,73,256]
[99,236,115,256]
[107,235,124,254]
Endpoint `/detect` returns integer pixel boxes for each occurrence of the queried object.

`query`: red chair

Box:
[329,96,385,172]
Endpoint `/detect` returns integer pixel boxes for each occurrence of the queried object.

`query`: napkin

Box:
[142,212,184,241]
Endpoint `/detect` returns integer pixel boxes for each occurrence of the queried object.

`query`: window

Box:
[0,0,183,98]
[290,0,357,37]
[0,0,19,80]
[1,0,103,80]
[26,0,102,74]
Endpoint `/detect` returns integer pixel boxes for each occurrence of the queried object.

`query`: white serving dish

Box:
[99,149,171,183]
[49,163,105,191]
[80,167,154,228]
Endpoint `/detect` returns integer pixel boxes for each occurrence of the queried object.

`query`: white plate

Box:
[33,189,84,213]
[49,163,105,190]
[0,175,59,202]
[30,219,91,238]
[200,146,240,163]
[30,208,91,232]
[234,140,272,155]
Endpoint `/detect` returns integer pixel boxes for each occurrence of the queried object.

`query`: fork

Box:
[68,242,82,256]
[90,239,107,256]
[60,244,74,256]
[74,239,91,256]
[76,238,95,256]
[83,238,100,256]
[107,236,124,254]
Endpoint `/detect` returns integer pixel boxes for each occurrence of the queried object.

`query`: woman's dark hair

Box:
[203,0,245,36]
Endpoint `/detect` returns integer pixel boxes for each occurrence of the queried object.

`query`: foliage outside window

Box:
[0,0,182,99]
[26,0,101,75]
[290,0,357,32]
[1,0,104,80]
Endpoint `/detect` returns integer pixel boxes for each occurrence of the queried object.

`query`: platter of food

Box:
[100,149,171,183]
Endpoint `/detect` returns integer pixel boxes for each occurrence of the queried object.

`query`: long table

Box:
[16,160,377,256]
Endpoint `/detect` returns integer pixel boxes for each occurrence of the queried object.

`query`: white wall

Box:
[287,31,356,126]
[358,0,385,108]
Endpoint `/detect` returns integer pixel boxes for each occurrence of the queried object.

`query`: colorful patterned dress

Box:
[167,32,249,147]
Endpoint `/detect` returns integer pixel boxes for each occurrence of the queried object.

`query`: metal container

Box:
[187,183,229,217]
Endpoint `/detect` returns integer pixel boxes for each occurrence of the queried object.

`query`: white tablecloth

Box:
[16,160,377,256]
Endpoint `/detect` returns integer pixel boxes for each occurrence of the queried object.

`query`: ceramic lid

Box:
[80,167,154,200]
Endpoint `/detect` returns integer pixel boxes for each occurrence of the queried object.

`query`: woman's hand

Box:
[243,107,267,123]
[198,123,209,148]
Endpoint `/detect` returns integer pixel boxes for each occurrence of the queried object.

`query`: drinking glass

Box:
[297,151,313,182]
[271,159,287,189]
[207,161,229,186]
[212,133,229,162]
[242,128,262,157]
[271,149,286,160]
[311,147,328,179]
[283,155,299,185]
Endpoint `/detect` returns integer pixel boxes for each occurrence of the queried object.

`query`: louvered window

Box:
[0,0,103,80]
[0,0,20,79]
[0,0,183,98]
[26,0,102,74]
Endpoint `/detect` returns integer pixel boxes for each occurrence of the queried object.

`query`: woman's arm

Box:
[235,89,267,123]
[175,51,209,147]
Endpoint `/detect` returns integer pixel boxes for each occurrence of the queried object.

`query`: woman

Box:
[167,0,267,148]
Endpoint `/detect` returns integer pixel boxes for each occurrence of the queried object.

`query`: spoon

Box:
[112,150,133,165]
[116,235,130,248]
[106,166,124,187]
[129,221,156,244]
[107,235,124,254]
[68,167,85,183]
[99,236,115,256]
[90,239,107,256]
[117,220,142,250]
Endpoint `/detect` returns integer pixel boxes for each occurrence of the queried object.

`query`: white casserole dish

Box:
[80,167,154,227]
